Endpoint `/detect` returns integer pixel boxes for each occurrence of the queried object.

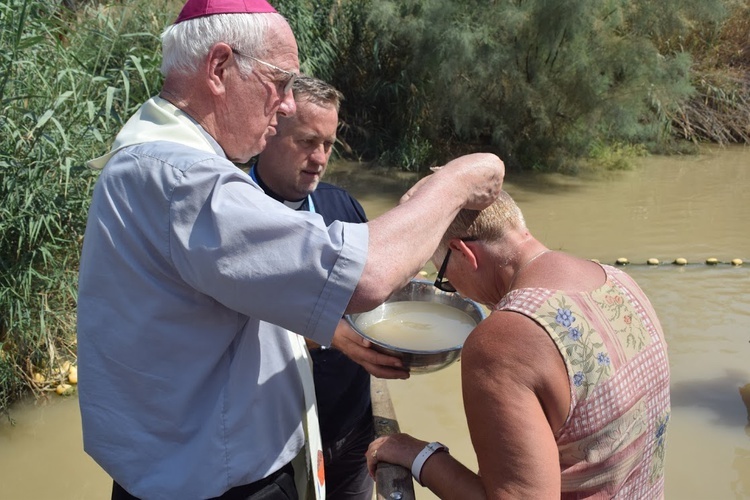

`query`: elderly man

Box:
[253,75,374,500]
[76,0,505,499]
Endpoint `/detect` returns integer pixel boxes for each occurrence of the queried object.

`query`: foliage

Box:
[275,0,428,168]
[201,0,748,169]
[358,0,728,171]
[274,0,339,82]
[0,0,169,416]
[273,0,363,160]
[332,0,436,169]
[586,141,648,171]
[274,0,434,169]
[671,69,750,144]
[667,1,750,144]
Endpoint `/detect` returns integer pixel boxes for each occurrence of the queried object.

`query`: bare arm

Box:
[459,312,563,498]
[367,433,487,498]
[347,153,504,313]
[365,311,568,499]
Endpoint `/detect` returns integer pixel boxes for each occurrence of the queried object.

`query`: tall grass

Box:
[0,0,170,417]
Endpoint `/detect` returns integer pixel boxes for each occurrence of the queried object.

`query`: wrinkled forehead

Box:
[259,19,299,67]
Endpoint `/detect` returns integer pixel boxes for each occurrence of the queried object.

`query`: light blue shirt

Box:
[77,123,368,498]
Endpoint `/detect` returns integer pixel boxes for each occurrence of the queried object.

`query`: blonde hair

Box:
[440,191,526,249]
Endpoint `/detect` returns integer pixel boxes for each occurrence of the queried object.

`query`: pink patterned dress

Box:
[495,264,670,499]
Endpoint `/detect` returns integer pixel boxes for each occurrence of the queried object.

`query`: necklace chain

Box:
[506,249,552,294]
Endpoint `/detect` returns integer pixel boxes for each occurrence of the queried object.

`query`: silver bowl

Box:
[345,279,486,374]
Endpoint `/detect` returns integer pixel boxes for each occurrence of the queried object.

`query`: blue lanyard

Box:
[249,165,315,213]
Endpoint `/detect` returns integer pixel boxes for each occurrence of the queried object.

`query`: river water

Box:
[1,146,748,499]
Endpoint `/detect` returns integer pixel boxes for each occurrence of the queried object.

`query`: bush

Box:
[668,1,750,144]
[0,0,170,416]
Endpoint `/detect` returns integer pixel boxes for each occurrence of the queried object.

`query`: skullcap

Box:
[175,0,277,23]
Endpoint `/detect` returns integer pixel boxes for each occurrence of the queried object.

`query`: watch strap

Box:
[410,441,449,486]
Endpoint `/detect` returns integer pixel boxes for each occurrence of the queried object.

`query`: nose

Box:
[310,144,327,165]
[277,89,296,117]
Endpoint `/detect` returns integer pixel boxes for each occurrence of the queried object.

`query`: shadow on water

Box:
[325,159,616,195]
[327,161,419,193]
[670,368,750,428]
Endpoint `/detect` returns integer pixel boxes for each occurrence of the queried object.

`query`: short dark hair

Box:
[292,75,344,112]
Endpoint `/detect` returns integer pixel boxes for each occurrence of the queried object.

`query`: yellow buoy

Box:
[673,258,687,266]
[731,258,743,266]
[56,383,73,396]
[68,366,78,385]
[615,257,629,266]
[647,258,660,265]
[59,360,72,376]
[705,258,719,265]
[32,372,45,384]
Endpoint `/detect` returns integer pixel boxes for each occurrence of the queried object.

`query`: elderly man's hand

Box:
[330,320,410,380]
[400,153,504,210]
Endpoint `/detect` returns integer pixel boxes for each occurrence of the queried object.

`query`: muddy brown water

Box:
[1,146,748,499]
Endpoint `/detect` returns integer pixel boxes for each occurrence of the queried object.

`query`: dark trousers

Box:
[323,410,375,500]
[111,462,297,500]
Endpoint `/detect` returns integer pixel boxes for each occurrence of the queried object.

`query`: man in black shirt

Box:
[253,75,375,500]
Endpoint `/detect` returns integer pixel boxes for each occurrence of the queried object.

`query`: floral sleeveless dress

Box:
[495,264,670,499]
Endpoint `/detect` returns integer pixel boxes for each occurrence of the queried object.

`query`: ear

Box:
[206,43,233,96]
[449,239,479,271]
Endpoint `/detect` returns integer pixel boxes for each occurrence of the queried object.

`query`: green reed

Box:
[0,0,170,416]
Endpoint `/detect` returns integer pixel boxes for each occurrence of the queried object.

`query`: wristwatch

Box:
[411,441,449,486]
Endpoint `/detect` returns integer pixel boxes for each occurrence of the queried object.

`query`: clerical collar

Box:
[283,198,306,210]
[249,164,314,212]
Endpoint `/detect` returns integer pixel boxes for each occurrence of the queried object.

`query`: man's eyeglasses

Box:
[434,248,457,293]
[231,48,297,95]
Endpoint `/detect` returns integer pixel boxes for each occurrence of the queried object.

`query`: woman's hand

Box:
[366,433,428,478]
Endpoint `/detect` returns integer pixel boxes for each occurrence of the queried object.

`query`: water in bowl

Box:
[357,301,476,351]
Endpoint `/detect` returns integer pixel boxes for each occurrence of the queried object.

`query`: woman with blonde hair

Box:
[367,191,670,499]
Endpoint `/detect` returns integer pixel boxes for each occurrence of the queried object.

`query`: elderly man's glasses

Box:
[434,249,457,293]
[231,48,297,94]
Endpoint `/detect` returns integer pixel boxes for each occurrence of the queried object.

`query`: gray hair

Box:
[440,191,526,250]
[160,13,285,77]
[292,75,345,112]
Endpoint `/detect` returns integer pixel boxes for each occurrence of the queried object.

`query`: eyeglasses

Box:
[231,48,297,95]
[434,249,457,293]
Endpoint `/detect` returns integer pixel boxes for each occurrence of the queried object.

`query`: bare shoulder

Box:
[462,310,551,376]
[461,310,568,401]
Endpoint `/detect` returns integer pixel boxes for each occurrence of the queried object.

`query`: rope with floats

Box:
[606,257,745,267]
[418,257,745,281]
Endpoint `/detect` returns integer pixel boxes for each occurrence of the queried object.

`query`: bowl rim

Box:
[344,280,486,355]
